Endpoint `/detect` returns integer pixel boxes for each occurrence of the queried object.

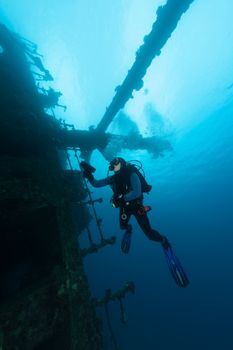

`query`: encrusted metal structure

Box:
[0,23,103,350]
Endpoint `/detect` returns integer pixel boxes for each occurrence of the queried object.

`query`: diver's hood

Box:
[109,157,126,171]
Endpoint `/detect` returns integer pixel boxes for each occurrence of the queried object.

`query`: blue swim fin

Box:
[121,225,132,254]
[163,246,189,288]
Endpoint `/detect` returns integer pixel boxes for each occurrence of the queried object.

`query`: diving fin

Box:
[162,245,189,288]
[121,225,132,254]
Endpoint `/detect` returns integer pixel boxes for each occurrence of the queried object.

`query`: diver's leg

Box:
[134,211,161,241]
[134,211,170,248]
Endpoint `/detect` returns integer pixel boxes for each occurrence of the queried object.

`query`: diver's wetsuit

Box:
[89,171,164,243]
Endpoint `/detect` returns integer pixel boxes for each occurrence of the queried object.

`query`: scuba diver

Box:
[81,157,189,288]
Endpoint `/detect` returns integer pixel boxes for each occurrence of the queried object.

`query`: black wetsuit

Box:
[89,166,164,243]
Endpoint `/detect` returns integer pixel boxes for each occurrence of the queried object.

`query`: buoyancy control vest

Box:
[110,163,152,196]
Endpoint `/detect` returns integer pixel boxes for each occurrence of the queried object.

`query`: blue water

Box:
[1,1,233,349]
[85,101,233,349]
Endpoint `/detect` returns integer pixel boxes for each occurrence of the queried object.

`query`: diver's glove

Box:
[80,161,95,182]
[111,195,120,208]
[111,194,125,208]
[117,194,125,206]
[83,171,94,182]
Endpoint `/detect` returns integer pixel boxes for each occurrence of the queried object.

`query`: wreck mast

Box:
[96,0,195,133]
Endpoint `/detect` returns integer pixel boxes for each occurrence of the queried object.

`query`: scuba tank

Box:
[127,160,152,194]
[108,158,152,207]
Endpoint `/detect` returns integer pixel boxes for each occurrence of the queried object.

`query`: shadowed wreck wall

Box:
[0,23,103,350]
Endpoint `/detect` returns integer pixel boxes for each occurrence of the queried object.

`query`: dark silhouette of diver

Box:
[81,157,189,288]
[83,157,170,250]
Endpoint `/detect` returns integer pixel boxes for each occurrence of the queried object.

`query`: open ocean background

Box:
[1,1,233,349]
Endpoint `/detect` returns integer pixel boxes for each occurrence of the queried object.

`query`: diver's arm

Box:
[89,176,112,188]
[123,172,142,201]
